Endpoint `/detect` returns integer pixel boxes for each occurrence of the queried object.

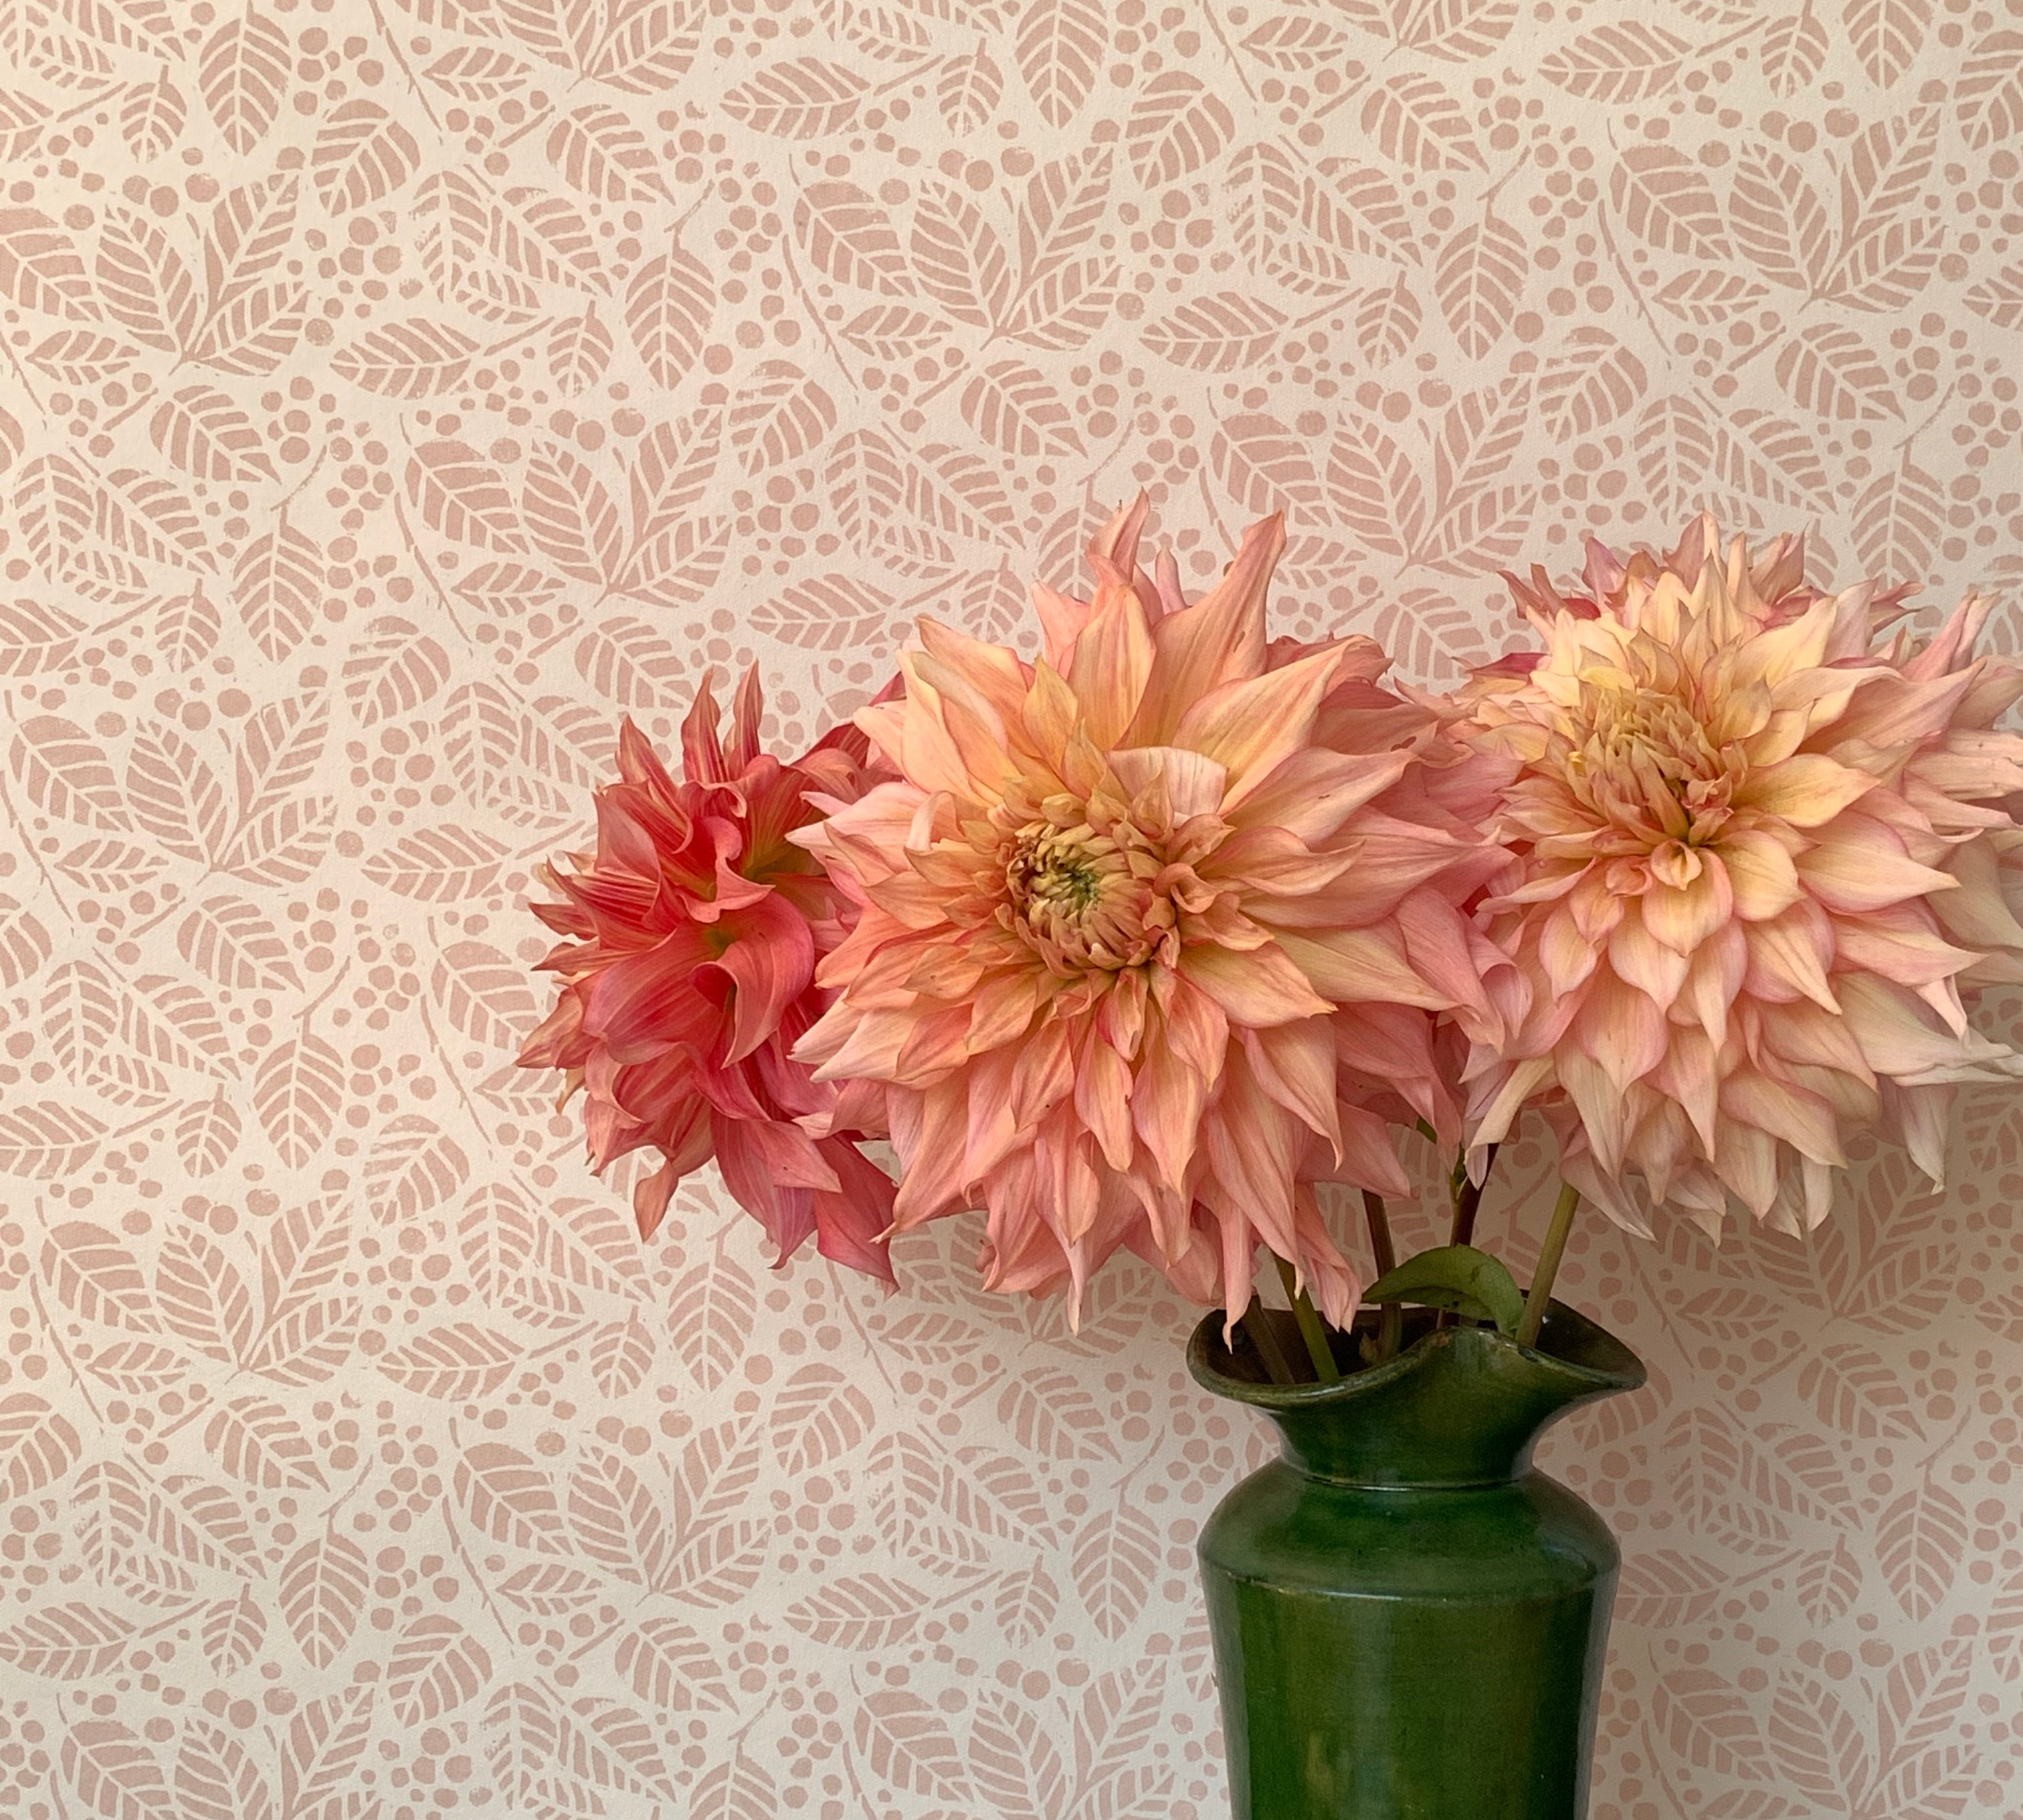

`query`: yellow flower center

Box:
[1001,811,1173,973]
[1563,680,1736,849]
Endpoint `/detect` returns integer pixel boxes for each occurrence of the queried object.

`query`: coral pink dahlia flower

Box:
[520,671,899,1280]
[791,498,1513,1324]
[1466,516,2023,1239]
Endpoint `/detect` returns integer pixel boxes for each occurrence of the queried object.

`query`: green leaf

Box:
[1363,1244,1525,1338]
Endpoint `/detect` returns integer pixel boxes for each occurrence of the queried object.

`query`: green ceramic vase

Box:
[1187,1301,1646,1820]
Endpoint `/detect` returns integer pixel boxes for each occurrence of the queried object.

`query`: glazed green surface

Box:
[1189,1304,1646,1820]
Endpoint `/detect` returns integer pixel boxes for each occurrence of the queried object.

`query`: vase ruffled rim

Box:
[1185,1299,1647,1412]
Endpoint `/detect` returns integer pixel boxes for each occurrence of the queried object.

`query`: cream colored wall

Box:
[3,1,2022,1815]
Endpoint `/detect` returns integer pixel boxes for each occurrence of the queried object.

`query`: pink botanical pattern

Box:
[1,1,2021,1817]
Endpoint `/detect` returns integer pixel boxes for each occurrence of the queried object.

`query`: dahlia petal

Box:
[704,898,816,1066]
[1642,851,1734,954]
[632,1159,681,1241]
[1106,744,1228,818]
[1742,906,1838,1012]
[1711,1118,1779,1220]
[1075,1037,1135,1172]
[1171,646,1343,801]
[1575,975,1668,1090]
[1132,1037,1208,1197]
[1240,1019,1343,1154]
[1224,748,1413,843]
[812,1140,897,1284]
[1161,979,1230,1086]
[680,670,728,783]
[1542,902,1602,997]
[1648,1026,1719,1154]
[1559,1046,1629,1176]
[1133,512,1283,744]
[1608,909,1690,1011]
[580,926,721,1064]
[1176,939,1333,1027]
[1721,827,1804,922]
[1068,585,1156,751]
[1277,926,1452,1009]
[1034,582,1091,672]
[1721,1069,1842,1167]
[890,1078,972,1228]
[1795,823,1959,913]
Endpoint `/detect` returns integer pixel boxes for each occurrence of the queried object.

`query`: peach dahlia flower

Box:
[520,672,899,1280]
[791,498,1513,1324]
[1466,516,2023,1239]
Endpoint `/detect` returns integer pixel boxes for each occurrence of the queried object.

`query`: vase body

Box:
[1187,1303,1646,1820]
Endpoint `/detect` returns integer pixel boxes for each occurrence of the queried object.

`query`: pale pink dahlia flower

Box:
[791,498,1513,1323]
[520,672,899,1280]
[1466,516,2023,1239]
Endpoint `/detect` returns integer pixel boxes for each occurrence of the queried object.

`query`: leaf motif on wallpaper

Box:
[333,320,480,399]
[1614,1547,1726,1627]
[768,1365,875,1476]
[1124,70,1235,187]
[422,43,534,97]
[546,104,668,203]
[203,1395,325,1492]
[150,385,277,484]
[0,88,50,163]
[996,1367,1119,1461]
[1653,1667,1771,1780]
[199,1586,266,1678]
[1876,1480,1967,1620]
[1432,213,1526,358]
[856,1690,972,1803]
[522,443,625,584]
[1766,1671,1869,1808]
[1073,1657,1167,1795]
[567,1445,669,1587]
[173,1720,274,1820]
[1210,411,1325,517]
[1990,1571,2023,1682]
[936,38,1002,133]
[993,1559,1060,1648]
[1539,21,1692,102]
[1239,13,1352,67]
[958,359,1082,459]
[157,1226,257,1364]
[1359,74,1484,172]
[62,1722,174,1820]
[1612,145,1731,259]
[457,1443,568,1552]
[1325,415,1424,559]
[546,306,613,395]
[279,1531,369,1667]
[1957,27,2023,148]
[311,99,421,215]
[0,595,85,677]
[795,179,914,295]
[0,1102,106,1177]
[387,1615,491,1726]
[1015,0,1102,127]
[0,1393,83,1499]
[968,1689,1070,1820]
[42,1221,157,1329]
[1880,1635,1975,1770]
[875,1309,982,1365]
[1017,145,1112,298]
[589,1315,654,1399]
[96,205,200,353]
[252,1032,344,1165]
[591,0,706,90]
[497,1561,605,1615]
[729,361,838,474]
[406,439,528,550]
[1850,461,1944,588]
[13,713,128,829]
[376,1323,520,1400]
[912,179,1015,329]
[361,825,511,900]
[197,12,288,153]
[1847,0,1931,88]
[781,1575,928,1651]
[1399,0,1517,59]
[282,1683,375,1820]
[432,940,539,1051]
[614,1615,736,1712]
[690,1752,777,1820]
[1143,292,1289,372]
[722,57,866,137]
[0,1603,135,1682]
[569,617,683,705]
[1727,144,1832,296]
[0,207,96,318]
[1071,1506,1160,1642]
[1796,1342,1922,1439]
[0,894,52,991]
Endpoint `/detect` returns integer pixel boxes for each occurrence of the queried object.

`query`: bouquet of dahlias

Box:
[521,504,2023,1380]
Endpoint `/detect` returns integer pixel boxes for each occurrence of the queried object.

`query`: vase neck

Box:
[1191,1306,1647,1492]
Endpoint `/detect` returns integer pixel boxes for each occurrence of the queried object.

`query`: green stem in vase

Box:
[1241,1295,1301,1386]
[1361,1191,1404,1362]
[1275,1254,1341,1383]
[1517,1181,1581,1349]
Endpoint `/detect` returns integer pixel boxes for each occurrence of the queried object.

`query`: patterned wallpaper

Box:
[3,0,2023,1815]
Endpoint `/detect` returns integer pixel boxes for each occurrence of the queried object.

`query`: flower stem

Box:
[1450,1142,1498,1248]
[1361,1191,1404,1362]
[1241,1296,1300,1386]
[1517,1182,1581,1348]
[1275,1255,1341,1383]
